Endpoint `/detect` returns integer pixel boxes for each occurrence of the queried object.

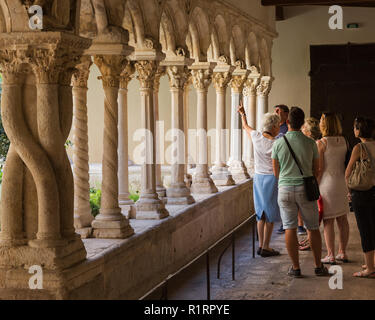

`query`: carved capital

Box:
[229,74,247,93]
[119,62,135,90]
[0,50,26,84]
[94,55,127,88]
[191,68,213,92]
[134,60,158,90]
[212,72,231,92]
[72,56,93,88]
[166,66,190,90]
[256,78,272,97]
[29,48,67,84]
[243,77,260,97]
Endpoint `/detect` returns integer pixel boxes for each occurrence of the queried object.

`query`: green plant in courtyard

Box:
[89,188,101,217]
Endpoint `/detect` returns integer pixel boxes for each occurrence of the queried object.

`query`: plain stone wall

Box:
[67,180,253,300]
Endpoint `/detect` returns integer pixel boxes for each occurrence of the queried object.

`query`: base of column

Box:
[184,173,192,188]
[92,218,134,239]
[92,208,134,239]
[0,237,86,271]
[191,176,218,194]
[229,161,250,183]
[156,186,167,199]
[166,184,195,205]
[120,203,136,219]
[74,207,94,230]
[210,166,235,186]
[135,196,169,220]
[75,227,93,239]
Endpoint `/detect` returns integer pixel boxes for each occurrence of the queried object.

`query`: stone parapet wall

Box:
[0,180,252,299]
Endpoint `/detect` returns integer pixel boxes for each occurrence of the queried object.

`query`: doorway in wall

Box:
[310,43,375,147]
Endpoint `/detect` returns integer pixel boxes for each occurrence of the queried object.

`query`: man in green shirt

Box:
[272,107,329,277]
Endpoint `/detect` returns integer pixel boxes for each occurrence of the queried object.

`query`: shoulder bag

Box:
[348,143,374,191]
[283,136,320,201]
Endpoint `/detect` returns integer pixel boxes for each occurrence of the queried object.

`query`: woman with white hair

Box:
[238,103,281,257]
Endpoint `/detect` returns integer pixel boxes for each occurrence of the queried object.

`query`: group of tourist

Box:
[239,103,375,279]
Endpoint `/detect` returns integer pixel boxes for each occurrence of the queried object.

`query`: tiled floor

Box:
[159,214,375,300]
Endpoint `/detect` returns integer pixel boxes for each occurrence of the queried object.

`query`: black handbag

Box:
[283,136,321,201]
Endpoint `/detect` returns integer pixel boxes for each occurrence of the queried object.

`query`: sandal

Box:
[260,248,280,257]
[321,255,336,265]
[353,271,375,278]
[335,253,349,263]
[299,239,311,251]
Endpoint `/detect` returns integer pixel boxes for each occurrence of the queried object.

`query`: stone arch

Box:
[260,37,271,76]
[187,20,200,61]
[137,0,162,44]
[189,6,211,61]
[160,10,176,56]
[0,0,29,32]
[246,32,260,70]
[123,0,145,48]
[0,1,10,32]
[231,24,246,65]
[208,26,220,61]
[165,0,189,49]
[213,14,230,59]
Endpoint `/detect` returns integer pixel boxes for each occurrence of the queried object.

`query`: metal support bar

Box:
[140,214,256,300]
[206,252,210,301]
[232,233,235,281]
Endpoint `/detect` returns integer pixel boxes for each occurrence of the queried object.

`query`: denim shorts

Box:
[278,185,320,230]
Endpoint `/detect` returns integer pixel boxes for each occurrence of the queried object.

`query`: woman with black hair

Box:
[345,117,375,278]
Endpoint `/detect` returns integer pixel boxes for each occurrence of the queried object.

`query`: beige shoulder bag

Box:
[348,143,375,191]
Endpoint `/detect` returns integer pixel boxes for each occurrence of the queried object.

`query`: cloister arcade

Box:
[0,0,276,299]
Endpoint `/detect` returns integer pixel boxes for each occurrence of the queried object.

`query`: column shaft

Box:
[92,55,134,238]
[228,74,250,183]
[211,71,234,186]
[134,60,169,219]
[166,66,194,205]
[190,66,218,194]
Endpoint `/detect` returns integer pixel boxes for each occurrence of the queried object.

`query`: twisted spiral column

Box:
[92,55,134,238]
[71,57,94,233]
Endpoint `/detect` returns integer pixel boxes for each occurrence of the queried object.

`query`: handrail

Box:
[139,213,257,300]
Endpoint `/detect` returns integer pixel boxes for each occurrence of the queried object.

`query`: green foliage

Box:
[0,113,9,163]
[89,188,101,217]
[65,140,73,149]
[89,188,139,217]
[129,191,140,202]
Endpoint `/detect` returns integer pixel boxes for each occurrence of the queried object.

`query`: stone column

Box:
[0,33,90,274]
[92,55,134,238]
[153,67,167,199]
[165,65,195,205]
[256,76,273,132]
[211,69,235,186]
[183,76,192,187]
[189,63,218,194]
[134,60,169,219]
[228,67,250,183]
[71,56,94,238]
[118,63,136,218]
[242,73,260,176]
